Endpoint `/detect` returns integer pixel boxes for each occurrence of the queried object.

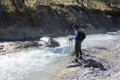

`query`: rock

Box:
[38,36,60,47]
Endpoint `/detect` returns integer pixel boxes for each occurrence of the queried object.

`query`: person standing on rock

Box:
[69,25,86,62]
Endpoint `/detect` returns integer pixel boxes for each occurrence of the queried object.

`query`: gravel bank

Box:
[52,39,120,80]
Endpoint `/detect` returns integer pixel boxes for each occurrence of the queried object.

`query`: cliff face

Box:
[0,0,120,39]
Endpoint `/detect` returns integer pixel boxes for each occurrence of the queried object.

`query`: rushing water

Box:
[0,31,120,80]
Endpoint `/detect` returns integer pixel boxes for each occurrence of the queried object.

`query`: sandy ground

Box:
[51,39,120,80]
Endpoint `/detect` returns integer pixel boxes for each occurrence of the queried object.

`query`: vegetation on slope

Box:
[0,0,120,27]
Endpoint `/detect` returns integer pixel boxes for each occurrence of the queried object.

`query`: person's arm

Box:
[74,31,78,38]
[69,31,78,41]
[69,36,74,41]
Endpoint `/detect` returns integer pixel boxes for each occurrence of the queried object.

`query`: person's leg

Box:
[74,43,79,62]
[79,42,83,59]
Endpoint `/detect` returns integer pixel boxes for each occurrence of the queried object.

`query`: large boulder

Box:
[37,36,60,47]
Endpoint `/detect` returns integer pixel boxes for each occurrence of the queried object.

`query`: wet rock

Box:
[84,59,107,71]
[38,36,60,47]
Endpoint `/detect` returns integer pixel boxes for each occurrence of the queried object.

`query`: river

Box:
[0,31,120,80]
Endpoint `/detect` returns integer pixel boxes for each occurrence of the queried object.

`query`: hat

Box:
[72,25,79,29]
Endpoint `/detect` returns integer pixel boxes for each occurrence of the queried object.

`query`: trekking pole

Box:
[68,36,71,53]
[70,41,71,50]
[68,37,70,48]
[69,36,74,53]
[67,36,70,53]
[68,37,74,62]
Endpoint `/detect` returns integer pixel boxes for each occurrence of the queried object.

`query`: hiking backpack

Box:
[76,30,86,41]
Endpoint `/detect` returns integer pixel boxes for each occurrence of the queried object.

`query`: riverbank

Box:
[0,41,39,55]
[0,36,59,55]
[1,0,120,39]
[51,38,120,80]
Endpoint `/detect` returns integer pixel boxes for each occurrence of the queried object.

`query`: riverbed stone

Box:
[38,36,60,47]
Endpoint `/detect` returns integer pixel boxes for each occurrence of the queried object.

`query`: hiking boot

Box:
[73,59,78,62]
[79,56,83,59]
